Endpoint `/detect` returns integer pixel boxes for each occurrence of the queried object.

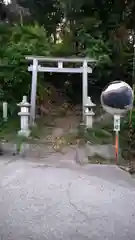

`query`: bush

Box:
[0,23,51,105]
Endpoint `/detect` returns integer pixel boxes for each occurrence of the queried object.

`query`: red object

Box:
[115,134,118,163]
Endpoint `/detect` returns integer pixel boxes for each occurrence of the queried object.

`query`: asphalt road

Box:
[0,159,135,240]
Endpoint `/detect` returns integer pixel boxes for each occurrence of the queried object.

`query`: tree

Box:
[0,0,7,21]
[0,23,51,104]
[16,0,63,37]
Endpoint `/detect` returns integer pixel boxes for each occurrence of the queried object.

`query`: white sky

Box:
[4,0,11,5]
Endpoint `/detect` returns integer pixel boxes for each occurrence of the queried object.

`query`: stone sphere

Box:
[101,81,134,115]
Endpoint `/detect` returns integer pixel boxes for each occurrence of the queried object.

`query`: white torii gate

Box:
[26,56,96,126]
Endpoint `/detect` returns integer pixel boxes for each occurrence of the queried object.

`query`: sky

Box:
[4,0,11,5]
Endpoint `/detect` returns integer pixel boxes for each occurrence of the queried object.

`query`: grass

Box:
[83,114,130,148]
[0,115,54,141]
[83,127,113,145]
[0,117,19,142]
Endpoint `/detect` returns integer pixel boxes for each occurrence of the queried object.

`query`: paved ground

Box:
[0,158,135,240]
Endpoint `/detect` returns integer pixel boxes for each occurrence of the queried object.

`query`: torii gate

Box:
[26,56,96,126]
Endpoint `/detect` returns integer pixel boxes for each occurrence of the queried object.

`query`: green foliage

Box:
[84,128,113,145]
[129,89,135,130]
[0,23,51,104]
[53,38,75,56]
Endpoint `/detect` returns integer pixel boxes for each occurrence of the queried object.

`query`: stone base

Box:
[18,129,30,137]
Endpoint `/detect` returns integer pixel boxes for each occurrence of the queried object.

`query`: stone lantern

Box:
[17,96,31,137]
[84,97,96,128]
